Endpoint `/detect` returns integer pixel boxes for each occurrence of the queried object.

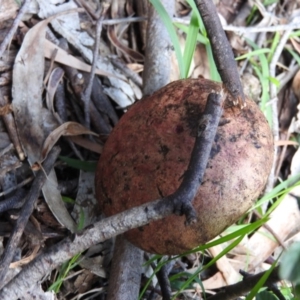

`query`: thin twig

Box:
[170,92,223,223]
[0,94,25,161]
[0,0,31,58]
[0,188,27,213]
[265,18,297,192]
[110,56,143,88]
[0,176,34,198]
[0,147,61,288]
[0,92,223,299]
[81,16,103,129]
[194,0,245,107]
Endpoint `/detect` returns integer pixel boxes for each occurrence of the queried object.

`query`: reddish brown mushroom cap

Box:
[95,78,274,255]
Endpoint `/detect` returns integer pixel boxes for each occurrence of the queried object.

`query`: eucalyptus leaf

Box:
[279,242,300,285]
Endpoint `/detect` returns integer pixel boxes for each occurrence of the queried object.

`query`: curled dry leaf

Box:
[107,27,145,62]
[12,19,77,232]
[46,67,64,114]
[69,136,102,154]
[44,40,121,79]
[41,122,98,161]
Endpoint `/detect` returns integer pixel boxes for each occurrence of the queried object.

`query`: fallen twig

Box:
[81,16,104,129]
[194,0,245,107]
[265,16,299,191]
[0,147,61,288]
[0,0,31,58]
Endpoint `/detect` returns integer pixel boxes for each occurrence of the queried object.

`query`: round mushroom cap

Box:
[95,78,274,255]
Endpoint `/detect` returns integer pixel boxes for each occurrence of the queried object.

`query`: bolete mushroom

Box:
[95,78,274,255]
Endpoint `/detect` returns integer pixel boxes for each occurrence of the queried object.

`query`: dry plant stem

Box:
[108,1,175,299]
[267,283,285,300]
[111,57,143,88]
[0,0,31,58]
[194,0,245,106]
[106,236,143,300]
[207,266,281,300]
[81,16,103,129]
[171,92,223,223]
[142,0,175,96]
[0,95,24,160]
[0,176,33,198]
[0,93,222,299]
[145,255,173,300]
[0,147,60,288]
[0,188,27,213]
[156,264,172,300]
[265,25,294,192]
[223,22,300,33]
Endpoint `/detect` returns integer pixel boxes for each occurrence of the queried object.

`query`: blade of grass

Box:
[145,218,267,269]
[286,47,300,66]
[267,31,280,63]
[236,48,271,61]
[206,43,221,81]
[251,173,300,211]
[185,0,205,33]
[59,156,97,172]
[48,252,82,293]
[182,11,200,77]
[174,23,208,44]
[169,218,268,259]
[245,260,279,300]
[171,234,245,299]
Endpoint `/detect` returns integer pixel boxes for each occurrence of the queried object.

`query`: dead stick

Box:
[81,16,103,129]
[194,0,245,107]
[0,0,31,58]
[0,147,61,288]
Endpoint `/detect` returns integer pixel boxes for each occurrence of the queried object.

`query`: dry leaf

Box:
[44,39,122,79]
[12,19,76,232]
[68,136,102,154]
[46,67,64,113]
[41,122,97,161]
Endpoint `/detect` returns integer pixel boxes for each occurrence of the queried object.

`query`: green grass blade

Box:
[251,174,300,210]
[182,11,199,77]
[236,48,271,61]
[245,260,278,300]
[185,0,205,33]
[171,235,244,299]
[59,156,97,172]
[286,47,300,66]
[174,23,208,44]
[267,31,280,63]
[206,43,221,81]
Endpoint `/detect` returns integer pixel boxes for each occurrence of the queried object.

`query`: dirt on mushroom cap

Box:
[95,78,274,255]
